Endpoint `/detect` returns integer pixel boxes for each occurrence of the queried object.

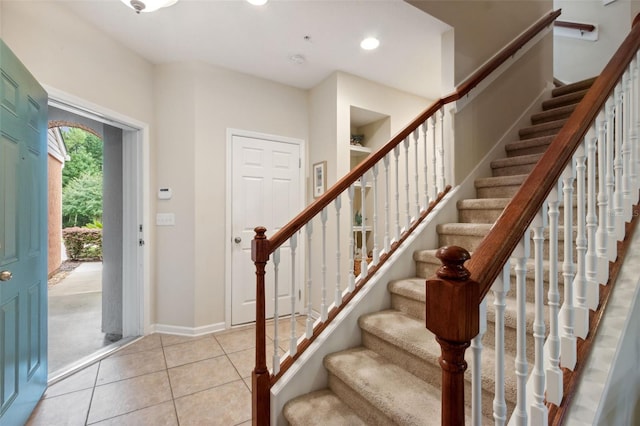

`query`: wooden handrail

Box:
[554,20,596,33]
[468,15,640,301]
[266,9,561,253]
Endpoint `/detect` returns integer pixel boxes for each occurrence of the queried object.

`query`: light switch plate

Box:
[156,213,175,226]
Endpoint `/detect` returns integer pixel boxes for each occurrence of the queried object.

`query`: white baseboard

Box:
[151,322,226,336]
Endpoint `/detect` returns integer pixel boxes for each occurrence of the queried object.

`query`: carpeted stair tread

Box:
[359,310,520,408]
[531,104,577,125]
[388,277,426,302]
[518,119,567,140]
[324,347,443,425]
[475,174,527,188]
[542,89,589,110]
[437,222,493,236]
[491,153,543,176]
[284,389,367,426]
[457,198,511,223]
[505,135,555,157]
[551,77,597,97]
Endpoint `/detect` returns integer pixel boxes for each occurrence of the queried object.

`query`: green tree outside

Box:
[61,128,103,227]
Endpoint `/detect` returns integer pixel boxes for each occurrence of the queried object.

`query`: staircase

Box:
[282,77,596,425]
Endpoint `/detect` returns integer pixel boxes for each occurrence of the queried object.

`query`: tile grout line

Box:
[161,335,182,426]
[83,359,102,425]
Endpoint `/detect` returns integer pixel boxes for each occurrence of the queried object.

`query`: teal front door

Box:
[0,39,48,424]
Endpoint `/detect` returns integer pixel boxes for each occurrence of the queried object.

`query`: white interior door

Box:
[231,134,302,325]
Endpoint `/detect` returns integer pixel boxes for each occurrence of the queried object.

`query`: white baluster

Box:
[422,121,429,206]
[371,164,380,265]
[546,184,563,405]
[334,196,342,307]
[633,54,640,198]
[413,128,421,217]
[404,137,411,231]
[305,221,314,338]
[394,145,401,242]
[622,70,633,220]
[438,108,446,192]
[596,109,610,283]
[360,172,369,277]
[512,232,530,426]
[471,297,487,426]
[347,185,355,292]
[492,263,511,426]
[561,163,577,370]
[614,82,625,240]
[289,233,298,357]
[430,115,437,200]
[272,248,281,375]
[628,59,639,198]
[530,209,548,424]
[585,126,599,310]
[383,154,391,254]
[574,144,589,339]
[605,97,618,261]
[320,207,328,321]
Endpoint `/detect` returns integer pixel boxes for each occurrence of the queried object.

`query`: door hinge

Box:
[299,158,301,168]
[139,224,143,232]
[298,289,301,300]
[139,239,145,247]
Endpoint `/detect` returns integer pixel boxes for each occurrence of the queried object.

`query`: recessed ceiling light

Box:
[247,0,268,5]
[289,54,306,65]
[360,37,380,50]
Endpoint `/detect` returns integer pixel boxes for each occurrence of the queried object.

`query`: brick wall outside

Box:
[48,155,63,276]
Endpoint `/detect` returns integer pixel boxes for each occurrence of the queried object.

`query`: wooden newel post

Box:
[425,246,479,426]
[252,227,270,426]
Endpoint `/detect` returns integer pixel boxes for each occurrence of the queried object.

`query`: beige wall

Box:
[554,0,636,83]
[453,35,553,182]
[408,0,551,84]
[192,62,309,327]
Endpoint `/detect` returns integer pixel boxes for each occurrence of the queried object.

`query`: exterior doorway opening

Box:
[45,100,145,381]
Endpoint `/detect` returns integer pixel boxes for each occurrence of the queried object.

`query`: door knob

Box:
[234,237,242,244]
[0,270,12,281]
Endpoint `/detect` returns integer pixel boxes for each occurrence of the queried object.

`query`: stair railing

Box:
[427,14,640,426]
[251,10,562,424]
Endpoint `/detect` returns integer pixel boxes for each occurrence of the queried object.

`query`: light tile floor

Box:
[27,316,307,425]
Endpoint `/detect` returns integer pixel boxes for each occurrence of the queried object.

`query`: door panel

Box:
[0,39,48,424]
[231,135,302,325]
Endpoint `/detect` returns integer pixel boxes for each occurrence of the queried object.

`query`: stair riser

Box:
[531,105,576,125]
[328,375,395,425]
[505,136,554,158]
[484,321,535,363]
[362,332,514,420]
[438,233,577,261]
[476,184,521,198]
[459,208,505,223]
[542,91,587,110]
[458,203,581,225]
[519,126,564,141]
[492,162,537,177]
[552,78,596,97]
[390,293,425,321]
[414,262,565,304]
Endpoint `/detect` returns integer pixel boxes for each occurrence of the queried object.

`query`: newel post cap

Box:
[251,226,270,263]
[425,246,479,342]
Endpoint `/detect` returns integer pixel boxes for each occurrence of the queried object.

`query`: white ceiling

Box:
[57,0,450,98]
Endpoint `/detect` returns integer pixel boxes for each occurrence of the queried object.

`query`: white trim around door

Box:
[45,85,150,337]
[225,128,306,328]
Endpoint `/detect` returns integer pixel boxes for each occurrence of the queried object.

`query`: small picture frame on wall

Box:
[313,161,327,198]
